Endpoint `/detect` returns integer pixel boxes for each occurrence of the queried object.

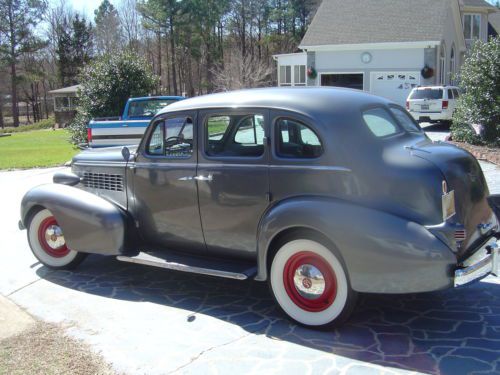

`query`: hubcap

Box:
[293,264,326,299]
[44,225,65,249]
[283,251,337,312]
[37,217,70,258]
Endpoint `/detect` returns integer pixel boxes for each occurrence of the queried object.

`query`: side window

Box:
[207,116,230,141]
[447,89,454,99]
[206,113,265,157]
[147,121,164,155]
[276,118,323,159]
[390,107,421,133]
[453,89,460,98]
[234,115,265,145]
[145,116,193,158]
[165,117,193,157]
[362,108,401,137]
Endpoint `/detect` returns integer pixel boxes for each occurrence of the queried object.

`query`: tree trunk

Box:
[169,16,178,96]
[26,101,30,123]
[8,4,19,127]
[157,29,162,90]
[10,62,19,127]
[41,80,49,119]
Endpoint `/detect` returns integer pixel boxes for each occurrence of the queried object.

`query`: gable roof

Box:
[461,0,496,8]
[48,84,81,95]
[300,0,452,48]
[489,11,500,34]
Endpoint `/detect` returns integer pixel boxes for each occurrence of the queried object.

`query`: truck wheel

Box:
[269,238,356,328]
[27,208,86,269]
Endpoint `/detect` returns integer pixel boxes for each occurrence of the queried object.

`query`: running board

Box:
[117,251,257,280]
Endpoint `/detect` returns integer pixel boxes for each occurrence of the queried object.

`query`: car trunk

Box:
[410,140,493,256]
[409,99,444,113]
[408,88,445,113]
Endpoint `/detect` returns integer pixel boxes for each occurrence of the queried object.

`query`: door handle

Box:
[194,174,213,181]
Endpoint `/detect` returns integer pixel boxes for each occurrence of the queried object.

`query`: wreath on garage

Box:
[307,66,317,79]
[421,65,434,79]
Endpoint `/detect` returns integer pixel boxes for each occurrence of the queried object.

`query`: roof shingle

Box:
[300,0,451,47]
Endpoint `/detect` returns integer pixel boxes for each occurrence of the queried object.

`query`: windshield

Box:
[409,89,443,100]
[128,99,179,118]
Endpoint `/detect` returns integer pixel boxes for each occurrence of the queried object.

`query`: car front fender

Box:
[20,184,126,255]
[256,197,457,293]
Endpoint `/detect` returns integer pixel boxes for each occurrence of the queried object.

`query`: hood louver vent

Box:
[82,172,124,192]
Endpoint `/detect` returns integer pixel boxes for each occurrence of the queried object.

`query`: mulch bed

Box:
[449,141,500,165]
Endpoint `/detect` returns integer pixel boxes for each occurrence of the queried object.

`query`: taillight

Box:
[406,101,410,110]
[87,128,92,142]
[442,100,449,109]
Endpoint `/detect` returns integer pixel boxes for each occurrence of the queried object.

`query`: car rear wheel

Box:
[27,208,86,269]
[269,237,356,328]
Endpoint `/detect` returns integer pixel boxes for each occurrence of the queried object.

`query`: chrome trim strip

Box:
[117,253,251,280]
[73,162,128,167]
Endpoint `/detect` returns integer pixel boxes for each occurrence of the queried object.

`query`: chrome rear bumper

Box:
[454,237,499,287]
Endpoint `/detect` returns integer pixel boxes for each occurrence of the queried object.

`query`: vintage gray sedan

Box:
[19,88,500,328]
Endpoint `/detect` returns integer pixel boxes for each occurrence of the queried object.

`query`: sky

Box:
[56,0,499,18]
[49,0,117,17]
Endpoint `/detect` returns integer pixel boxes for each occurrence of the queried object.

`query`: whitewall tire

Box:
[270,238,356,328]
[27,209,86,269]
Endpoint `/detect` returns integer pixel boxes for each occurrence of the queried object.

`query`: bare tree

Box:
[212,48,273,91]
[119,0,141,51]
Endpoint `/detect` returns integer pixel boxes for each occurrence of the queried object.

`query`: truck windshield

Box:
[128,99,179,118]
[409,89,443,100]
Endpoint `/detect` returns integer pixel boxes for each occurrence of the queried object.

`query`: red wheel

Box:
[283,251,337,312]
[37,216,70,258]
[270,238,356,328]
[27,209,86,269]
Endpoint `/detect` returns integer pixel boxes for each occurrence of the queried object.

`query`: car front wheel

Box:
[27,208,86,269]
[269,238,356,328]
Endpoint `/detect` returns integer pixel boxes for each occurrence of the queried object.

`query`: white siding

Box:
[311,48,425,92]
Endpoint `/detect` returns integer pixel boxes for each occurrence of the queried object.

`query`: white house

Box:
[274,0,498,105]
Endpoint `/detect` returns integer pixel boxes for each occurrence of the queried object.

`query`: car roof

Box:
[412,86,459,90]
[156,87,393,118]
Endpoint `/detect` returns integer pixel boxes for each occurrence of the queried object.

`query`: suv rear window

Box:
[409,89,443,100]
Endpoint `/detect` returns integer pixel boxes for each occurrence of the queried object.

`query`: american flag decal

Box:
[454,230,466,241]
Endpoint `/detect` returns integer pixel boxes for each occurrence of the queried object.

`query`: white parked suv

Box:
[406,86,460,124]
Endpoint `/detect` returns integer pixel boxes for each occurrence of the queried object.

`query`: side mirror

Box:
[121,146,130,161]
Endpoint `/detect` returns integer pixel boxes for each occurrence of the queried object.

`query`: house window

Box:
[279,65,292,86]
[439,43,446,85]
[463,14,481,40]
[294,65,306,86]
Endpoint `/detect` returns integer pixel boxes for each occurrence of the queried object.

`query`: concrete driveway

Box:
[1,156,499,374]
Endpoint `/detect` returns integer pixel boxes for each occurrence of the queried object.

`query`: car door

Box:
[196,109,270,258]
[130,111,205,253]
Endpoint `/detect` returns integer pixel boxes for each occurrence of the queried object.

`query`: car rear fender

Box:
[20,184,126,255]
[256,197,457,293]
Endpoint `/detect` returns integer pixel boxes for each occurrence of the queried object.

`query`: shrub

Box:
[451,37,500,146]
[0,118,55,134]
[69,51,159,144]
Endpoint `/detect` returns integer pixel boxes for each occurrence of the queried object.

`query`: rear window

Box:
[389,107,421,133]
[362,108,401,138]
[409,89,443,100]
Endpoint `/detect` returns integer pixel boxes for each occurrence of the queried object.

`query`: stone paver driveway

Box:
[1,151,499,374]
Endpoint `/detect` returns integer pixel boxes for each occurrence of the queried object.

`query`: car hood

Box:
[72,145,138,165]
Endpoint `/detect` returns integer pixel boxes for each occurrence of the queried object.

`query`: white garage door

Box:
[370,72,420,106]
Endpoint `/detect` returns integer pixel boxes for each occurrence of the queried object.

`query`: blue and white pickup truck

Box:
[87,96,184,147]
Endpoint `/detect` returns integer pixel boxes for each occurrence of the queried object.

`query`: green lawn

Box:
[0,130,78,170]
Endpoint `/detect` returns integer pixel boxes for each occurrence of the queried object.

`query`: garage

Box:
[370,71,421,106]
[320,73,364,90]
